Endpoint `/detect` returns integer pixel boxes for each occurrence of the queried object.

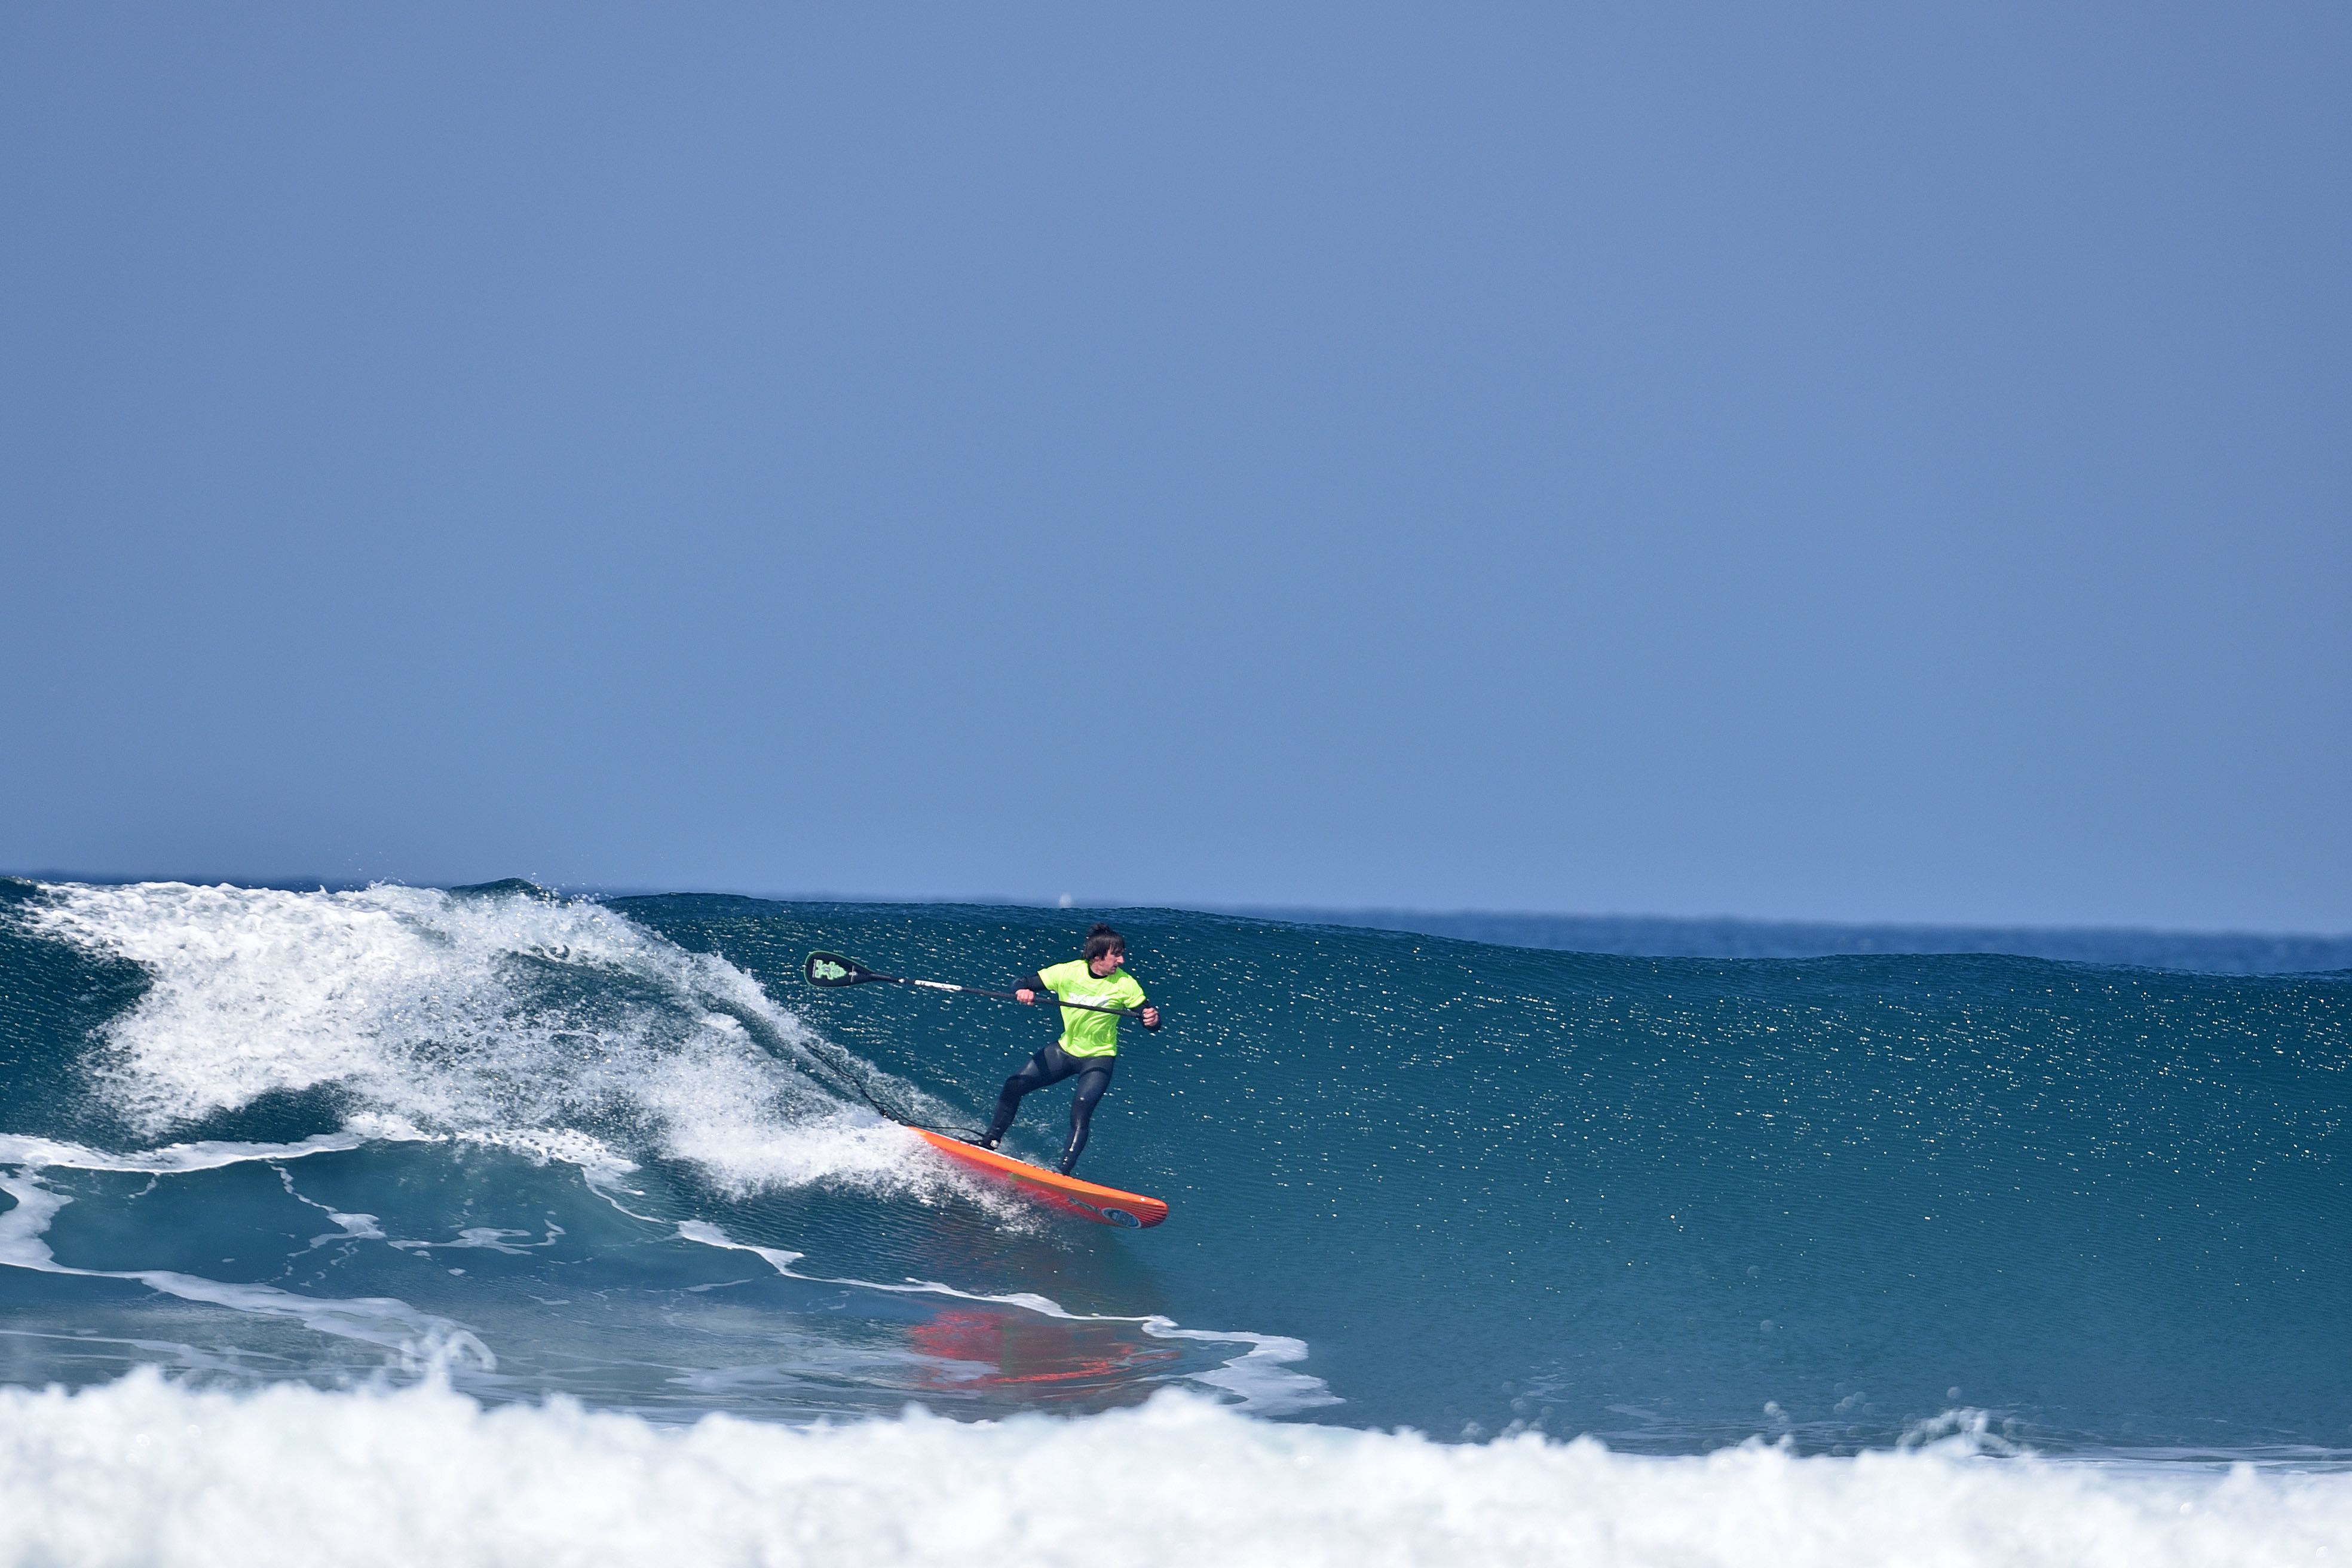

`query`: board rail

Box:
[913,1129,1169,1229]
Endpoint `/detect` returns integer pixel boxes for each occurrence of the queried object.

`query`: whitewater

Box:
[1,878,2345,1566]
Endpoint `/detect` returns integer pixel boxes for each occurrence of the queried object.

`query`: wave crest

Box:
[13,882,953,1198]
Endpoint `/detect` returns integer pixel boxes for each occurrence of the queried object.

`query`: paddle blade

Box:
[803,951,875,987]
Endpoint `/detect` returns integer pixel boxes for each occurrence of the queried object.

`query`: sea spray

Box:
[0,1373,2344,1568]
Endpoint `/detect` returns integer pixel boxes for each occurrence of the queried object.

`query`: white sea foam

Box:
[0,1372,2342,1568]
[1134,1319,1339,1414]
[0,1129,398,1174]
[14,881,961,1200]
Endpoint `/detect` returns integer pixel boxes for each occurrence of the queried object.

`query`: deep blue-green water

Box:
[2,878,2347,1563]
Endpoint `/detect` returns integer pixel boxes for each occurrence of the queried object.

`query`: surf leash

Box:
[797,1047,980,1142]
[802,951,1154,1020]
[826,1050,911,1125]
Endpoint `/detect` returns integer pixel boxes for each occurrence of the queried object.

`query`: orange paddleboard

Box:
[913,1128,1169,1229]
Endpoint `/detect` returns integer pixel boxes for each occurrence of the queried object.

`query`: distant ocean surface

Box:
[1,878,2346,1565]
[1232,906,2352,974]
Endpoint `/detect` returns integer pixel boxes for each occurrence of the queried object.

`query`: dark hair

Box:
[1082,924,1125,963]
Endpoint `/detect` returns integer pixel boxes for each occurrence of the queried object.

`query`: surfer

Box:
[966,924,1159,1174]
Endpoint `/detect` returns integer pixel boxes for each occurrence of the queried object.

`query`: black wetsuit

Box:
[982,1041,1116,1174]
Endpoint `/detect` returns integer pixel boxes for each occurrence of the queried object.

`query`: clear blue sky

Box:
[4,5,2346,931]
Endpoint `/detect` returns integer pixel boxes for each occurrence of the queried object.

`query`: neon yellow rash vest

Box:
[1037,960,1147,1058]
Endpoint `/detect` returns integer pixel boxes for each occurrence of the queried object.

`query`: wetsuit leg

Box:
[984,1045,1080,1144]
[1058,1060,1116,1175]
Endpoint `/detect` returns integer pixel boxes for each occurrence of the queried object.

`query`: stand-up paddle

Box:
[803,952,1147,1018]
[801,948,1169,1229]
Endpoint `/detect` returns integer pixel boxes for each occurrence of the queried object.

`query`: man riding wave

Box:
[965,924,1160,1174]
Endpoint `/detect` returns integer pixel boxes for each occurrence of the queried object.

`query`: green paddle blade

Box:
[803,951,874,987]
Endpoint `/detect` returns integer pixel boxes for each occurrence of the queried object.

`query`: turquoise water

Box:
[3,877,2344,1463]
[665,895,2352,1454]
[5,877,2351,1566]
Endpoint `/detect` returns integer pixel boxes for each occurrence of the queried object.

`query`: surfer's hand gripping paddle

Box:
[803,951,1154,1020]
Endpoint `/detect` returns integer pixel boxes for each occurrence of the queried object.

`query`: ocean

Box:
[1,877,2346,1565]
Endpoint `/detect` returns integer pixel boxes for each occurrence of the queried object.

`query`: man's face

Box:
[1089,947,1125,977]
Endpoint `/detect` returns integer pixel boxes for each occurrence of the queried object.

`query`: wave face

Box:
[1,878,2347,1543]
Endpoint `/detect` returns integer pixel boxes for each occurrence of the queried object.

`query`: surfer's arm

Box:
[1012,972,1049,1004]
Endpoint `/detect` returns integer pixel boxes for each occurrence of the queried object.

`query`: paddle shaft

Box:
[871,972,1141,1017]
